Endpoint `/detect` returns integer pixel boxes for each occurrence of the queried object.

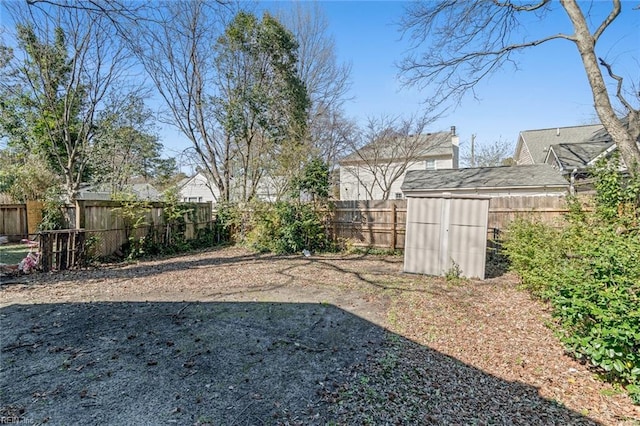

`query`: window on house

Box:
[395,193,403,200]
[425,159,436,170]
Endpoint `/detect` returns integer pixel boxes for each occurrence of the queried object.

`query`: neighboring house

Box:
[76,183,161,201]
[515,123,640,190]
[514,124,604,166]
[401,164,569,198]
[543,121,640,173]
[178,171,220,203]
[339,127,460,201]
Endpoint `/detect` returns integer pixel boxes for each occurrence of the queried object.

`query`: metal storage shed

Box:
[400,165,569,279]
[402,194,490,279]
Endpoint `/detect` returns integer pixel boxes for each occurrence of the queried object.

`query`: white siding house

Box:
[178,172,220,203]
[339,128,459,201]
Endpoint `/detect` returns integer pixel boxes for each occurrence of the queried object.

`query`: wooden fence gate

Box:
[39,229,86,272]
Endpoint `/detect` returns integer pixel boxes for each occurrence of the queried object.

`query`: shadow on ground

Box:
[1,302,596,425]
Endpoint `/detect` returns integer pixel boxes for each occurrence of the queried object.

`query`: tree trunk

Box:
[561,0,640,170]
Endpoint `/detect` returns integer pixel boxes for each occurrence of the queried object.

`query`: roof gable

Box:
[546,140,614,170]
[179,171,210,189]
[517,124,604,164]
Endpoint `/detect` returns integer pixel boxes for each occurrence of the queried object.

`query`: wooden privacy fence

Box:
[327,200,407,250]
[0,204,28,242]
[85,221,214,259]
[75,200,213,258]
[2,200,213,269]
[328,195,574,250]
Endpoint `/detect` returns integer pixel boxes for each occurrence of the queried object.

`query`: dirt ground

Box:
[1,247,639,425]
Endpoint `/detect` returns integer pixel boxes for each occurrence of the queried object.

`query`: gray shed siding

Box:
[404,195,489,279]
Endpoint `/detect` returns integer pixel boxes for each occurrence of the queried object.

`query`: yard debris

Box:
[18,251,39,274]
[1,239,40,277]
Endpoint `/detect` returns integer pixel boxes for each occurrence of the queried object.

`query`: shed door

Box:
[403,196,489,279]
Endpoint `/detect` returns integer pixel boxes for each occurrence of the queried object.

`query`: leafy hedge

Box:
[504,158,640,403]
[243,201,332,254]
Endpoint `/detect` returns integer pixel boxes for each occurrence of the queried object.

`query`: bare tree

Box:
[461,137,514,168]
[279,3,354,168]
[342,114,438,200]
[129,1,233,202]
[311,108,358,171]
[399,0,640,171]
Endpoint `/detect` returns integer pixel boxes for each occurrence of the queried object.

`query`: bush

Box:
[556,222,640,401]
[243,201,331,254]
[502,219,564,296]
[504,162,640,403]
[213,202,242,244]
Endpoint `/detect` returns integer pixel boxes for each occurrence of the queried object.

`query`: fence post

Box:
[39,232,51,272]
[391,203,397,250]
[75,200,85,230]
[58,232,68,271]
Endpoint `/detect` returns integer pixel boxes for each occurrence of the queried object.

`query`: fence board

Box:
[329,195,574,250]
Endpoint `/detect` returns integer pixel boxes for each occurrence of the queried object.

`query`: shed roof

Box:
[518,124,603,164]
[401,164,568,192]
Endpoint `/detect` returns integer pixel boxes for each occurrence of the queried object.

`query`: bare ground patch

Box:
[1,247,639,425]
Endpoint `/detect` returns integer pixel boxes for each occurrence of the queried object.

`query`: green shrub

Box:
[213,202,242,244]
[502,219,564,296]
[504,161,640,403]
[38,187,66,230]
[554,222,640,402]
[243,201,330,254]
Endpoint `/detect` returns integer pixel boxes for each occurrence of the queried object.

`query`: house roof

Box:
[401,164,568,192]
[177,176,194,189]
[546,140,614,170]
[131,183,160,200]
[516,124,604,164]
[340,132,452,164]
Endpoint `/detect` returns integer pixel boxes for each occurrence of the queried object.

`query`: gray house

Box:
[515,122,640,175]
[514,124,604,166]
[401,164,569,197]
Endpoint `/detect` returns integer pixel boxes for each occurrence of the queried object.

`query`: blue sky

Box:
[163,0,639,163]
[312,1,639,155]
[2,1,638,164]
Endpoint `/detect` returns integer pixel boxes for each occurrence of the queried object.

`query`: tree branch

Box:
[598,57,636,114]
[491,0,550,12]
[593,0,621,42]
